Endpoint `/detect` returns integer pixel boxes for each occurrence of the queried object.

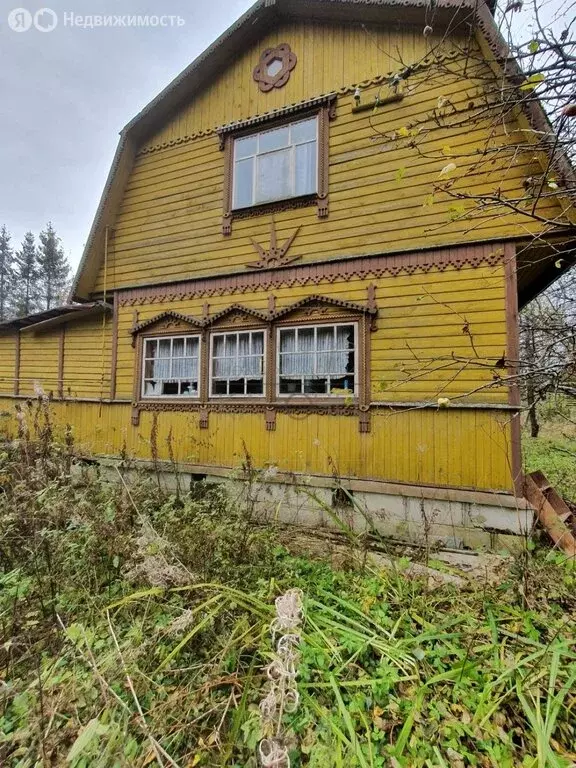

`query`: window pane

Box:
[297,328,314,352]
[172,338,185,357]
[213,380,227,395]
[172,357,196,378]
[246,379,263,394]
[162,381,179,396]
[280,329,296,353]
[280,378,302,394]
[235,135,257,159]
[186,337,199,356]
[144,380,160,396]
[259,125,289,153]
[180,381,195,395]
[158,339,171,358]
[145,339,157,358]
[233,157,254,209]
[295,143,317,196]
[317,326,334,351]
[291,117,317,144]
[251,332,264,355]
[256,149,291,203]
[229,379,245,395]
[304,377,328,394]
[224,335,237,357]
[144,360,155,378]
[337,326,355,349]
[330,376,354,392]
[213,336,225,357]
[238,333,250,356]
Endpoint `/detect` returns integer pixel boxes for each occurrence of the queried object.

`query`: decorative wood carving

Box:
[253,44,297,92]
[247,220,301,269]
[118,245,505,308]
[128,292,378,434]
[265,407,276,431]
[131,311,203,346]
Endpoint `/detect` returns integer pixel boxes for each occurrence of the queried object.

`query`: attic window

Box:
[220,96,336,235]
[233,117,318,210]
[267,58,283,77]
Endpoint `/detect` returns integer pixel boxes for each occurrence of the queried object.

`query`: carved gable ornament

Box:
[247,219,301,270]
[253,44,297,92]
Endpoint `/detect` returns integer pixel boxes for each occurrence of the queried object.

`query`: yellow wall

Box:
[116,262,508,404]
[19,331,60,397]
[0,334,15,394]
[91,21,565,293]
[62,316,113,399]
[0,399,515,493]
[0,258,516,493]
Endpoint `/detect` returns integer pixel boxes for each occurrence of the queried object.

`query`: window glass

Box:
[211,330,265,396]
[235,135,258,159]
[142,335,200,398]
[291,118,316,144]
[259,125,290,153]
[257,149,291,203]
[278,324,356,396]
[232,116,318,209]
[233,157,254,209]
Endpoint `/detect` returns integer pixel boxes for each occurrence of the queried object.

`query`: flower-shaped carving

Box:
[253,44,297,92]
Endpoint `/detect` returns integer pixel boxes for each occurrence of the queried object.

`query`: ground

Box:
[1,406,575,768]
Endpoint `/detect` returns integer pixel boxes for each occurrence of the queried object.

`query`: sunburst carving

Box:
[247,220,301,270]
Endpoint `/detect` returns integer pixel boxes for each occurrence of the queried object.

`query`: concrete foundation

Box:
[95,458,534,552]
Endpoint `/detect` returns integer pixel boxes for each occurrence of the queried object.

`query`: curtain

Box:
[280,326,353,376]
[213,333,263,378]
[295,142,316,196]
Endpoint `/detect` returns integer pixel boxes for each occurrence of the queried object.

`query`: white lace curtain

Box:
[280,326,352,376]
[146,337,198,380]
[213,332,264,378]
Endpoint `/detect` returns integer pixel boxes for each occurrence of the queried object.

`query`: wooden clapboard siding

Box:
[0,398,515,493]
[0,335,16,394]
[19,331,60,397]
[62,316,113,399]
[115,262,508,404]
[91,21,565,294]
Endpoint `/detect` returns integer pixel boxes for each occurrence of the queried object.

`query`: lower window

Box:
[142,335,200,397]
[211,330,265,396]
[278,323,356,396]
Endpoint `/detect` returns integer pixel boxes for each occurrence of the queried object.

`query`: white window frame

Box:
[141,334,201,399]
[232,116,319,210]
[276,322,358,399]
[209,329,267,398]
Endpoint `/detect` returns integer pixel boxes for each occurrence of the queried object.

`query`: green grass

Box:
[1,408,576,767]
[522,411,576,500]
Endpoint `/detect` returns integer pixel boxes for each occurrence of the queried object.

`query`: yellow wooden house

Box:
[1,0,574,547]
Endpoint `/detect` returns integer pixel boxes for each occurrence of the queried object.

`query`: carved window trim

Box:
[221,98,336,236]
[275,321,359,401]
[140,333,201,400]
[130,290,377,431]
[208,327,268,399]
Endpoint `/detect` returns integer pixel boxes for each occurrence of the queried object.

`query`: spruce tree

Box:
[37,222,70,310]
[0,225,14,321]
[14,232,40,317]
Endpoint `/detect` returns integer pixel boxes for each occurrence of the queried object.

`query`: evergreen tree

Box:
[0,225,15,321]
[37,222,70,310]
[14,232,40,317]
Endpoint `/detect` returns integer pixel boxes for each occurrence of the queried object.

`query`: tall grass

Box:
[0,400,575,766]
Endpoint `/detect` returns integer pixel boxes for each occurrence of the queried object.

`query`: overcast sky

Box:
[0,0,253,270]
